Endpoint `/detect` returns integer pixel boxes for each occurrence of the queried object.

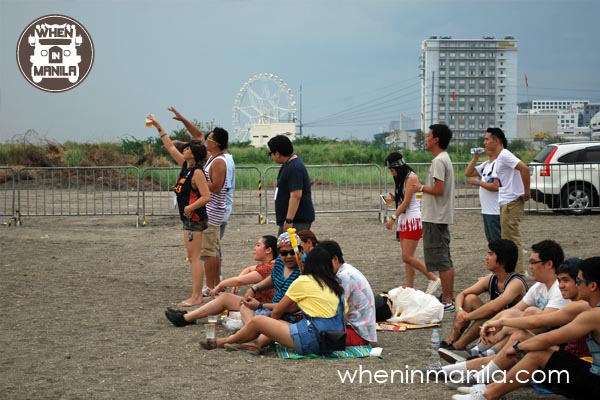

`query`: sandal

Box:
[223,343,262,356]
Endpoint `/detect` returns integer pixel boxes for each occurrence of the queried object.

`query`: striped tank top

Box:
[271,258,300,303]
[204,154,227,226]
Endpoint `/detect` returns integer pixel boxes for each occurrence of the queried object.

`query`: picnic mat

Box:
[376,322,440,331]
[273,343,372,359]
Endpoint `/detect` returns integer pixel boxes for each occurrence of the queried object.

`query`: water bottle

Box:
[430,328,441,367]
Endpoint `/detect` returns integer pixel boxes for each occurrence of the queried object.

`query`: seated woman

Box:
[164,235,278,326]
[199,247,346,356]
[238,232,303,324]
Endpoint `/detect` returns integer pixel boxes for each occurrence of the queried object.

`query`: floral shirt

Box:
[337,263,377,343]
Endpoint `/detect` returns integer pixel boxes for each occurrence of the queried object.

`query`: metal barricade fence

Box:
[0,167,16,223]
[263,164,386,224]
[4,162,598,227]
[140,166,264,224]
[14,166,142,223]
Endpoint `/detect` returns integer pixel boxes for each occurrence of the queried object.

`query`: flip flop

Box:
[178,300,202,307]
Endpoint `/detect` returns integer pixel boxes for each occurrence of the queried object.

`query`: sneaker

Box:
[416,364,446,381]
[438,347,471,363]
[439,341,455,350]
[457,383,486,394]
[426,278,441,295]
[442,300,456,313]
[166,307,187,315]
[164,309,195,327]
[202,285,212,297]
[445,375,477,390]
[451,384,486,399]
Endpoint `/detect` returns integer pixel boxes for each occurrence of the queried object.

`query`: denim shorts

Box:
[289,318,320,355]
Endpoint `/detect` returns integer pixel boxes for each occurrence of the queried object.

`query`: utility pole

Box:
[299,83,303,136]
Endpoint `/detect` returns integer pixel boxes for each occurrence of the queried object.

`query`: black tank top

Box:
[174,162,208,223]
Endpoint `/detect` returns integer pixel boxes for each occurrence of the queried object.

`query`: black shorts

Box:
[543,349,600,399]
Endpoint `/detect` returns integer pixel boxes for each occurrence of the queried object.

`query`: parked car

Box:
[529,141,600,214]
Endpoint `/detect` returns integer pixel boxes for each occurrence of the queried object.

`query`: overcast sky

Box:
[1,0,599,143]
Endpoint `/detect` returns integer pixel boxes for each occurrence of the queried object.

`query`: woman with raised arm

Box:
[148,114,210,307]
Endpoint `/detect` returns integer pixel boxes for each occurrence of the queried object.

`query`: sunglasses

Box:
[206,137,217,143]
[279,250,295,257]
[576,277,592,286]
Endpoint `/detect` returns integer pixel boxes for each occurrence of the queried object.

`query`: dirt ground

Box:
[1,210,599,400]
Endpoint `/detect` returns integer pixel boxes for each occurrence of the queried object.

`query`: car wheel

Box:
[561,183,593,215]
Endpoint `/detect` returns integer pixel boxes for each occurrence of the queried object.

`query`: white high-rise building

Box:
[420,36,518,141]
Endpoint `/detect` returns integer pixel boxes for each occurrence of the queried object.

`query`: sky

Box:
[1,0,599,143]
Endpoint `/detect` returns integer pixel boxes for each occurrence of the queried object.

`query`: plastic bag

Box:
[385,286,444,324]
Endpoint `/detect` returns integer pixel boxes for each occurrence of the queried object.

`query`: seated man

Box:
[440,239,528,356]
[318,240,377,345]
[453,256,600,400]
[424,240,568,377]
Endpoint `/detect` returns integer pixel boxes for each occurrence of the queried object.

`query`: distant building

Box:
[517,112,558,140]
[249,122,296,147]
[383,130,418,151]
[591,112,600,140]
[420,36,518,141]
[388,114,418,131]
[583,103,600,127]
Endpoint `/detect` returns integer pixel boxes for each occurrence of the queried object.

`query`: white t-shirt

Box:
[522,280,570,310]
[495,148,524,206]
[475,160,499,215]
[223,153,236,222]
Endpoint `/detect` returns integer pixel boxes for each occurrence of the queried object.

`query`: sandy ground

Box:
[1,210,599,400]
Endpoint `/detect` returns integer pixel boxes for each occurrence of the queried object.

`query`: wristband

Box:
[253,285,260,293]
[475,178,481,186]
[390,214,397,221]
[419,185,424,193]
[160,133,167,138]
[250,286,256,294]
[258,302,264,309]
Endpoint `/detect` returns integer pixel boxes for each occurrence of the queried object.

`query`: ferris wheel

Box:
[232,73,297,141]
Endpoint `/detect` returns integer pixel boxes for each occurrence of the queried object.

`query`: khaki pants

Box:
[500,199,525,275]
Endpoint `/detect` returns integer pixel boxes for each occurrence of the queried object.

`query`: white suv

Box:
[529,141,600,214]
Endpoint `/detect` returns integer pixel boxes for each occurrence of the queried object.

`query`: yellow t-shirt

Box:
[285,275,340,318]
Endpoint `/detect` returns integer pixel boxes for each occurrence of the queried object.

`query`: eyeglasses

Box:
[528,259,544,265]
[279,250,295,257]
[576,277,592,286]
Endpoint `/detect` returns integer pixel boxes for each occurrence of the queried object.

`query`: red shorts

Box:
[398,217,423,241]
[345,325,369,346]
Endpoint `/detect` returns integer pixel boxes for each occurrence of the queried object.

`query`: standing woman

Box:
[384,152,440,294]
[148,114,211,307]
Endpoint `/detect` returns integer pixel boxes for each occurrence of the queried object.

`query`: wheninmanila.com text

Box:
[337,365,570,385]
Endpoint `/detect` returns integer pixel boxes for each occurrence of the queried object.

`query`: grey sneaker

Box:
[415,364,446,382]
[426,278,441,295]
[457,383,487,394]
[438,347,471,363]
[451,383,486,399]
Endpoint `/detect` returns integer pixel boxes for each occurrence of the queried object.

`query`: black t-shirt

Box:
[274,157,315,225]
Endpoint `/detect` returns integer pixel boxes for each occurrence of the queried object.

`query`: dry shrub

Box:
[152,155,172,168]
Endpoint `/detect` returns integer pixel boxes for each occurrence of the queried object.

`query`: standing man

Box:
[464,144,500,243]
[485,128,530,276]
[167,106,228,292]
[413,124,456,312]
[267,135,315,234]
